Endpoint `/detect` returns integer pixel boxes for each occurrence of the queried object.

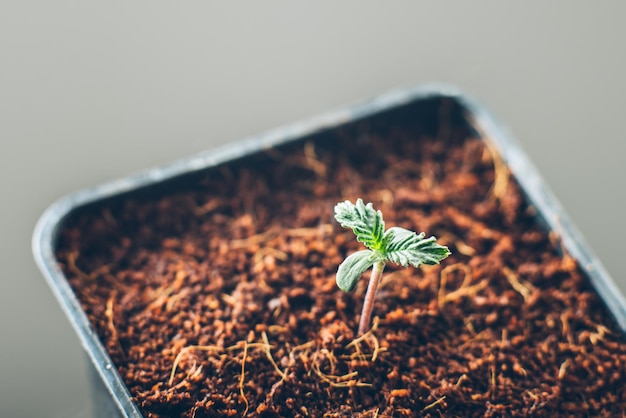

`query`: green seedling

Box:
[334,199,451,335]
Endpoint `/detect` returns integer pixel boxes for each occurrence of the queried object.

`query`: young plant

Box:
[334,199,451,335]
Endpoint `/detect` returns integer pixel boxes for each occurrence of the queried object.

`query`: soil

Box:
[57,100,626,417]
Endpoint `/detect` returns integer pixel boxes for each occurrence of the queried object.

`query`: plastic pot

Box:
[32,85,626,417]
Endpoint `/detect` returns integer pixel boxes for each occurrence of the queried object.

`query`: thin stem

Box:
[358,261,386,336]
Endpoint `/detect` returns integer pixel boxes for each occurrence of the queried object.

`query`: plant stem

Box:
[358,261,386,336]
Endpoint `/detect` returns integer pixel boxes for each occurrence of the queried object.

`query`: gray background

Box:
[1,2,624,417]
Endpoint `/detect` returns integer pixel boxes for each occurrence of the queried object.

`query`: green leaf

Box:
[382,227,451,268]
[334,199,385,251]
[336,250,380,292]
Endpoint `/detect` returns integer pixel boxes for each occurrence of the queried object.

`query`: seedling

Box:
[334,199,451,335]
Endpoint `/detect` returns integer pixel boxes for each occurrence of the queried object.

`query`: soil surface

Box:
[57,102,626,417]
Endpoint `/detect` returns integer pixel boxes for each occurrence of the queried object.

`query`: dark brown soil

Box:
[57,101,626,417]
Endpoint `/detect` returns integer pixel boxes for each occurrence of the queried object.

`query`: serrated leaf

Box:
[334,199,385,251]
[336,250,380,292]
[382,226,451,267]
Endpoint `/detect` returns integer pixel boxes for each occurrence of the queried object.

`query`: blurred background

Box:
[1,2,625,417]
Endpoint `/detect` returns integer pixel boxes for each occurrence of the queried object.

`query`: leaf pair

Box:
[334,199,451,292]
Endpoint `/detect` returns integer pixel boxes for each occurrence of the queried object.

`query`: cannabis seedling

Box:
[334,199,451,335]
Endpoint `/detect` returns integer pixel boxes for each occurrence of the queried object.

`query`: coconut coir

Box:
[57,104,626,417]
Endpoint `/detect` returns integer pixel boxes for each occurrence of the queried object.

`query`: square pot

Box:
[33,85,626,417]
